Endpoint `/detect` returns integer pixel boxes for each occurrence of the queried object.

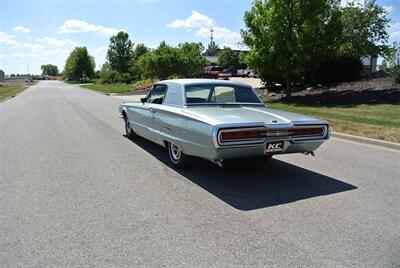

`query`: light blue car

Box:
[119,79,330,168]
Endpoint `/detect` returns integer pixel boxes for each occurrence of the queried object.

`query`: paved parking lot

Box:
[1,81,399,267]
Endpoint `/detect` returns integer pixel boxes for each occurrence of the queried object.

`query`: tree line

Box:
[59,0,393,95]
[61,31,242,84]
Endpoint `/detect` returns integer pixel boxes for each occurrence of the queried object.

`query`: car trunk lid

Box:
[182,105,317,126]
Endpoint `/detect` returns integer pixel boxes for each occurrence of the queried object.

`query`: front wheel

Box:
[167,142,191,168]
[124,117,136,139]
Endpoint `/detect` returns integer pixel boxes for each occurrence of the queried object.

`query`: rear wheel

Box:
[167,142,190,168]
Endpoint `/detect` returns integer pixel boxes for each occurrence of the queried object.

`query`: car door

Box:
[128,88,154,138]
[146,84,168,141]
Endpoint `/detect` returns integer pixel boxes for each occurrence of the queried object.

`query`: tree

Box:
[177,42,207,77]
[381,42,400,83]
[139,42,180,80]
[132,43,149,61]
[204,41,219,56]
[63,47,95,81]
[41,64,59,76]
[340,0,390,61]
[106,31,134,73]
[381,42,400,70]
[241,0,341,95]
[128,43,150,80]
[217,47,240,69]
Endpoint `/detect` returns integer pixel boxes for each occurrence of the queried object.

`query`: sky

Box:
[0,0,399,75]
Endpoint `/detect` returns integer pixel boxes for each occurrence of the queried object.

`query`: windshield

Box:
[185,84,262,105]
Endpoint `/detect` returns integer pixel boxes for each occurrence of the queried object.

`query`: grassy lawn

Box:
[80,84,134,94]
[266,102,400,143]
[0,85,28,101]
[64,80,96,84]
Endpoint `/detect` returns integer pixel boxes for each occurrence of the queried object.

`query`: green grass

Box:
[80,83,134,94]
[0,85,28,101]
[79,79,155,94]
[266,101,400,143]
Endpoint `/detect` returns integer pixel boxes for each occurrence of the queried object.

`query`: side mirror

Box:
[140,97,147,103]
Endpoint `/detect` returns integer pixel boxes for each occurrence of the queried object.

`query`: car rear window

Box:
[185,84,261,104]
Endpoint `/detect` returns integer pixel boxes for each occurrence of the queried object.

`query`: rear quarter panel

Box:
[154,106,215,159]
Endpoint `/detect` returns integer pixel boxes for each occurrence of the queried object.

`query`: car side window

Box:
[147,85,167,104]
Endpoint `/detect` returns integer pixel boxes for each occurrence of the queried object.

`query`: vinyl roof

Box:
[158,78,252,88]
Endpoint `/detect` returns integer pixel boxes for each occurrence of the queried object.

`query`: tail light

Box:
[287,127,324,136]
[220,129,267,142]
[218,126,325,144]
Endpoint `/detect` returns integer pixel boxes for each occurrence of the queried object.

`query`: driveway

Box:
[1,81,399,267]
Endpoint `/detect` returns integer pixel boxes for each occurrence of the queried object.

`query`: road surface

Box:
[1,81,399,267]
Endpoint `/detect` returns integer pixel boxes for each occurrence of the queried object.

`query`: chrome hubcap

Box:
[170,143,181,162]
[126,120,131,134]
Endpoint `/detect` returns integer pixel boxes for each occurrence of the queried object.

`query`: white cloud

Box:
[20,43,46,51]
[197,26,241,42]
[167,10,214,28]
[58,19,121,35]
[12,53,25,58]
[38,37,80,47]
[0,31,19,46]
[167,11,241,43]
[90,46,108,68]
[13,26,31,33]
[383,5,394,13]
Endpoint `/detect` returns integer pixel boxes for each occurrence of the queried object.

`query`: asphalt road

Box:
[1,81,399,267]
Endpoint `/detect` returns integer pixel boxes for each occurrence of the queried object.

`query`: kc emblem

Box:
[267,143,282,150]
[265,142,284,153]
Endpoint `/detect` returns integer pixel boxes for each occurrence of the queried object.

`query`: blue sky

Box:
[1,0,399,75]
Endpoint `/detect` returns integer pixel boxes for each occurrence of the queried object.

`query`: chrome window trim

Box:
[212,120,330,148]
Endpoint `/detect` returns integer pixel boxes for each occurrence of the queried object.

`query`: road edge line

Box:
[332,132,400,150]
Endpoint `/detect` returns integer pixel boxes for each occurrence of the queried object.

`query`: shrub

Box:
[392,66,400,84]
[311,55,363,84]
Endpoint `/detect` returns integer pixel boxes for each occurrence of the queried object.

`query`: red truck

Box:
[200,66,231,80]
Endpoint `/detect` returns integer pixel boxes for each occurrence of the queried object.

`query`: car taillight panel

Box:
[220,129,266,141]
[218,126,325,143]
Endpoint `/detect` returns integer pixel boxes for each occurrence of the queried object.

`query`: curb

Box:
[112,89,150,96]
[332,132,400,150]
[73,83,149,97]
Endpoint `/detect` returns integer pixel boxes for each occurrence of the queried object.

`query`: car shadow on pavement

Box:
[126,135,357,211]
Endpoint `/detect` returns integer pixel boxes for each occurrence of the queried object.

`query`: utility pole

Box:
[210,28,214,44]
[27,64,30,75]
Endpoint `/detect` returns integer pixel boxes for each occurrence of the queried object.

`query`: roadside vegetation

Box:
[81,84,136,94]
[266,102,400,143]
[0,85,29,101]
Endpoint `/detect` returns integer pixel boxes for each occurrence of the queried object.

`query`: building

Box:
[361,56,377,74]
[0,70,5,82]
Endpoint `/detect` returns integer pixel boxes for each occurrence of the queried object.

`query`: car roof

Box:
[157,78,252,88]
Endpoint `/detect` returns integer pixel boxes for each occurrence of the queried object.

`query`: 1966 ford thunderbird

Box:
[119,79,330,168]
